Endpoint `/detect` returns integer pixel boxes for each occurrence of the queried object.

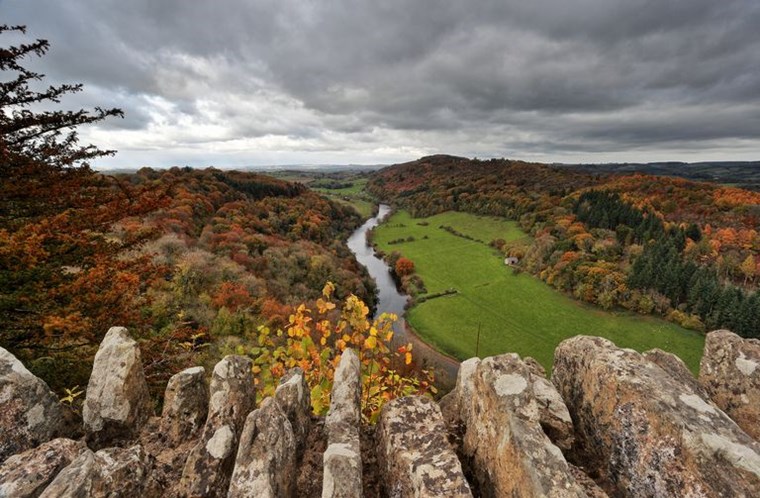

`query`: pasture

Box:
[373,210,705,373]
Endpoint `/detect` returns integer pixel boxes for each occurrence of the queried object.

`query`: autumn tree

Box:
[395,257,415,276]
[250,283,435,422]
[0,25,165,390]
[740,255,756,285]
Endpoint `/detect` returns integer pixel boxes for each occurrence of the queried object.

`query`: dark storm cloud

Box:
[2,0,760,165]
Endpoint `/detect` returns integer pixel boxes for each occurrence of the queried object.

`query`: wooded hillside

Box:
[368,155,760,338]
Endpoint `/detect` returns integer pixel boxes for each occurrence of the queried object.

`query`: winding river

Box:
[347,204,459,387]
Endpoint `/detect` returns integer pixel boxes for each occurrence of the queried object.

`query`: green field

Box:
[311,178,374,218]
[374,210,705,373]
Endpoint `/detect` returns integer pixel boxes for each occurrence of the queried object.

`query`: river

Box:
[347,204,459,388]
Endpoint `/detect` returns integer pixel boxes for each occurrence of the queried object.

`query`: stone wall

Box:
[2,328,760,497]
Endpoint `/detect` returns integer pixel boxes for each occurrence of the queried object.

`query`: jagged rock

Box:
[83,327,152,449]
[179,355,254,498]
[644,348,708,399]
[0,347,65,464]
[441,357,481,428]
[443,354,574,456]
[0,438,87,498]
[39,444,156,498]
[554,335,760,497]
[228,397,296,498]
[161,366,209,446]
[524,356,547,378]
[532,373,575,451]
[699,329,760,440]
[463,354,587,497]
[274,368,311,453]
[377,396,472,498]
[322,349,362,498]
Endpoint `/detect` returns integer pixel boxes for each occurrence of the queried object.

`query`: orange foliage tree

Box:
[395,257,415,276]
[0,26,166,389]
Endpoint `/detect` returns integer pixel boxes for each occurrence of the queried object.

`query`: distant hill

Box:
[99,163,388,175]
[557,161,760,191]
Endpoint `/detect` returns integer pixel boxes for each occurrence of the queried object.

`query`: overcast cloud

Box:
[3,0,760,167]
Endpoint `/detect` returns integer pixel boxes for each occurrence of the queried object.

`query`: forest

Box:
[368,155,760,338]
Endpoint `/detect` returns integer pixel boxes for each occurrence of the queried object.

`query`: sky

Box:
[3,0,760,168]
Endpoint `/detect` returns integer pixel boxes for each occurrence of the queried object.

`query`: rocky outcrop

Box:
[228,397,296,497]
[0,438,87,498]
[39,444,156,498]
[179,355,255,498]
[322,349,363,498]
[554,335,760,497]
[440,357,480,427]
[461,354,587,497]
[160,366,209,446]
[699,329,760,440]
[83,327,152,449]
[8,326,760,498]
[531,367,575,451]
[644,348,708,399]
[273,368,311,452]
[0,347,65,463]
[377,396,472,497]
[227,369,310,497]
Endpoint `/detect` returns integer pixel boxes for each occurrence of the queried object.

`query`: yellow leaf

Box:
[322,281,335,298]
[405,352,412,365]
[369,326,378,337]
[364,336,377,349]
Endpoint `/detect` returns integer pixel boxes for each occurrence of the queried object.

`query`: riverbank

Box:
[346,204,461,391]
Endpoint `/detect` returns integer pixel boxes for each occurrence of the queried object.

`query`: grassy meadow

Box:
[373,210,705,373]
[311,178,374,218]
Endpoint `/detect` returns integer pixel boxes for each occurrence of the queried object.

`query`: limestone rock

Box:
[644,348,707,399]
[322,349,362,498]
[39,444,156,498]
[699,329,760,440]
[0,347,65,463]
[524,356,547,378]
[463,354,587,497]
[521,354,575,449]
[0,438,87,498]
[160,366,209,446]
[532,373,575,451]
[377,396,472,498]
[441,357,481,428]
[228,398,296,498]
[554,335,760,497]
[325,349,361,440]
[274,368,311,452]
[179,355,254,498]
[83,327,152,448]
[38,448,97,498]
